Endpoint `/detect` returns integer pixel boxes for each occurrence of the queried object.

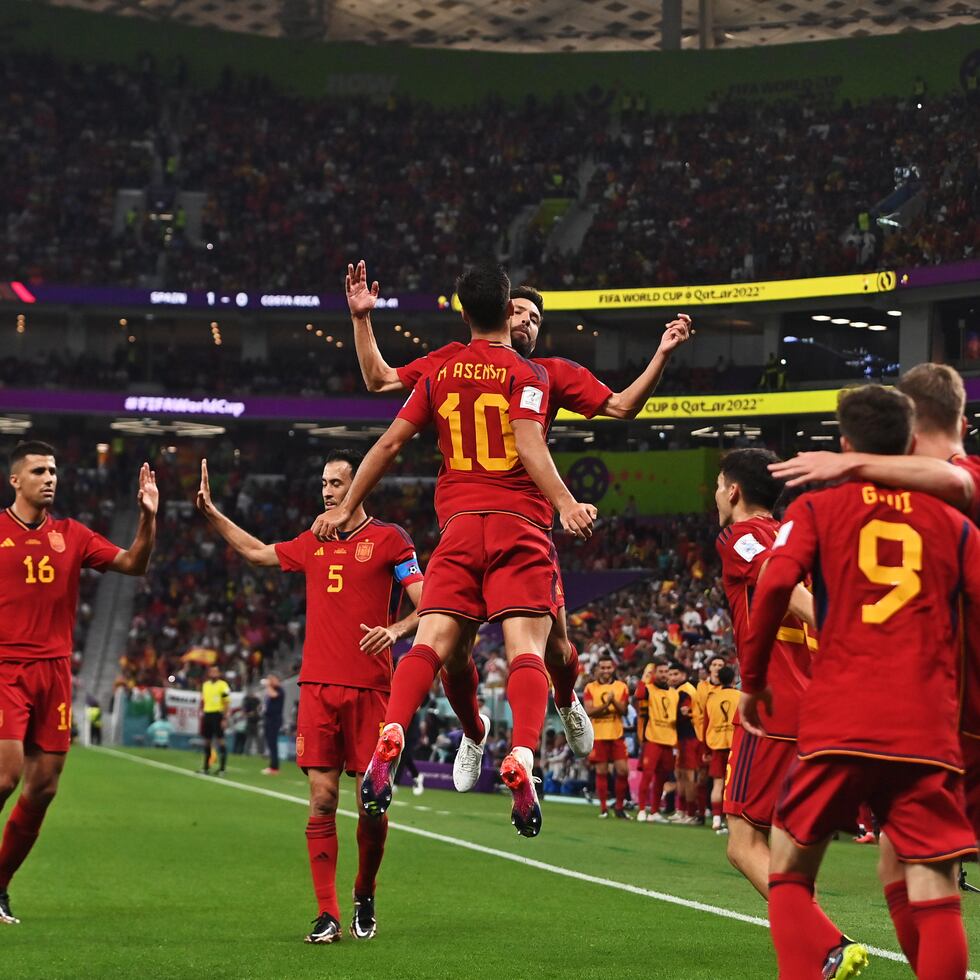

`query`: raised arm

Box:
[598,314,692,419]
[312,417,420,541]
[512,418,596,539]
[110,462,158,576]
[195,460,280,566]
[769,452,975,512]
[347,260,405,393]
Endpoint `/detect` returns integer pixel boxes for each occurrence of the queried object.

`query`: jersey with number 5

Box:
[0,509,121,660]
[765,482,980,769]
[397,338,552,530]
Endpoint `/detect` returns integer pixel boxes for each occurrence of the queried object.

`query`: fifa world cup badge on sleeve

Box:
[355,541,374,562]
[48,530,66,553]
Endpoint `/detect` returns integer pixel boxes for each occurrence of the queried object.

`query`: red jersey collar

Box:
[4,507,49,532]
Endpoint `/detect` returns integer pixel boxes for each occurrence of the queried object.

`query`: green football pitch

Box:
[4,747,980,979]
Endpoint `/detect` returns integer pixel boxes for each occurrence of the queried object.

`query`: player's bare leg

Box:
[769,828,869,979]
[361,613,468,816]
[0,745,65,925]
[304,767,344,943]
[726,815,772,898]
[545,609,593,758]
[499,615,552,838]
[876,832,919,970]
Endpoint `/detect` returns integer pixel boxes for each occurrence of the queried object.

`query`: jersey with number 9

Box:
[763,482,980,770]
[397,339,552,530]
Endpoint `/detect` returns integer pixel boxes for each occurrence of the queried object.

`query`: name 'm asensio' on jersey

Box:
[397,339,553,531]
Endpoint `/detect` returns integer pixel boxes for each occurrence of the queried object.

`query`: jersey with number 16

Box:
[0,509,121,660]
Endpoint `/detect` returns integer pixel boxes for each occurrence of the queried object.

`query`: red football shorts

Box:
[777,755,977,864]
[295,683,388,775]
[0,657,72,753]
[723,725,797,829]
[419,512,560,622]
[675,737,701,771]
[709,748,730,780]
[641,741,676,775]
[589,737,628,765]
[961,733,980,840]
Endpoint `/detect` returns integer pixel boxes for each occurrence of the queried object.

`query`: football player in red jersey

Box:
[742,385,980,980]
[770,362,980,968]
[0,441,157,925]
[715,449,818,895]
[344,259,691,775]
[197,448,424,944]
[313,263,597,837]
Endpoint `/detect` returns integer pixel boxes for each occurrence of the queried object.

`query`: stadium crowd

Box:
[3,49,978,295]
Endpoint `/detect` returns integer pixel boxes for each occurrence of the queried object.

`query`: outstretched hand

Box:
[346,259,380,318]
[137,462,159,517]
[658,313,693,356]
[196,459,215,516]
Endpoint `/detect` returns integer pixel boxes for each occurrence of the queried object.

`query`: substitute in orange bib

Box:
[584,654,629,819]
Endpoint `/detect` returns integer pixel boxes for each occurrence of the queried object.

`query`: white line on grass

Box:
[100,748,973,976]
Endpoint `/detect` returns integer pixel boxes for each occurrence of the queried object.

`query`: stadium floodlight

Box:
[784,336,798,343]
[830,317,850,324]
[850,321,868,328]
[868,324,887,331]
[811,315,832,321]
[887,310,902,316]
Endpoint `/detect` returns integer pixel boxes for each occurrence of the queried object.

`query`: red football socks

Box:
[385,644,443,731]
[910,896,967,980]
[440,661,485,742]
[595,771,609,813]
[638,766,654,811]
[614,773,627,811]
[354,813,388,897]
[305,814,339,920]
[0,796,47,889]
[547,643,580,709]
[884,879,918,970]
[506,654,549,750]
[768,872,834,979]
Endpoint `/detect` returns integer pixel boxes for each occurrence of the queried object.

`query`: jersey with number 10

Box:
[0,509,120,661]
[752,482,980,770]
[397,339,552,530]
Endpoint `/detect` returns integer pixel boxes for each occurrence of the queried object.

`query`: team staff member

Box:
[669,662,701,825]
[634,658,678,823]
[0,441,157,926]
[200,665,231,776]
[583,654,630,819]
[703,666,738,834]
[198,449,423,944]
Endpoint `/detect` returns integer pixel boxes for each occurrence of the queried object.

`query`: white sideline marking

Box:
[99,748,975,976]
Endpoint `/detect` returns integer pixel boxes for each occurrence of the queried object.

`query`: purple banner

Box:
[0,387,404,422]
[0,280,447,314]
[396,759,495,793]
[897,261,980,290]
[965,378,980,402]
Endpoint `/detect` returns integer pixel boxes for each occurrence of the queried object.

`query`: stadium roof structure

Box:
[36,0,980,52]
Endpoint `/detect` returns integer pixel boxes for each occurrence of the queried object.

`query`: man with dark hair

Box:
[634,658,677,823]
[703,665,738,834]
[583,654,630,819]
[715,448,823,901]
[312,260,598,839]
[197,451,424,944]
[0,441,157,925]
[740,383,980,980]
[667,661,700,825]
[771,363,980,964]
[344,258,691,776]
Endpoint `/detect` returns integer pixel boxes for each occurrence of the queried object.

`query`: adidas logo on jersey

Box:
[0,538,13,548]
[314,546,324,557]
